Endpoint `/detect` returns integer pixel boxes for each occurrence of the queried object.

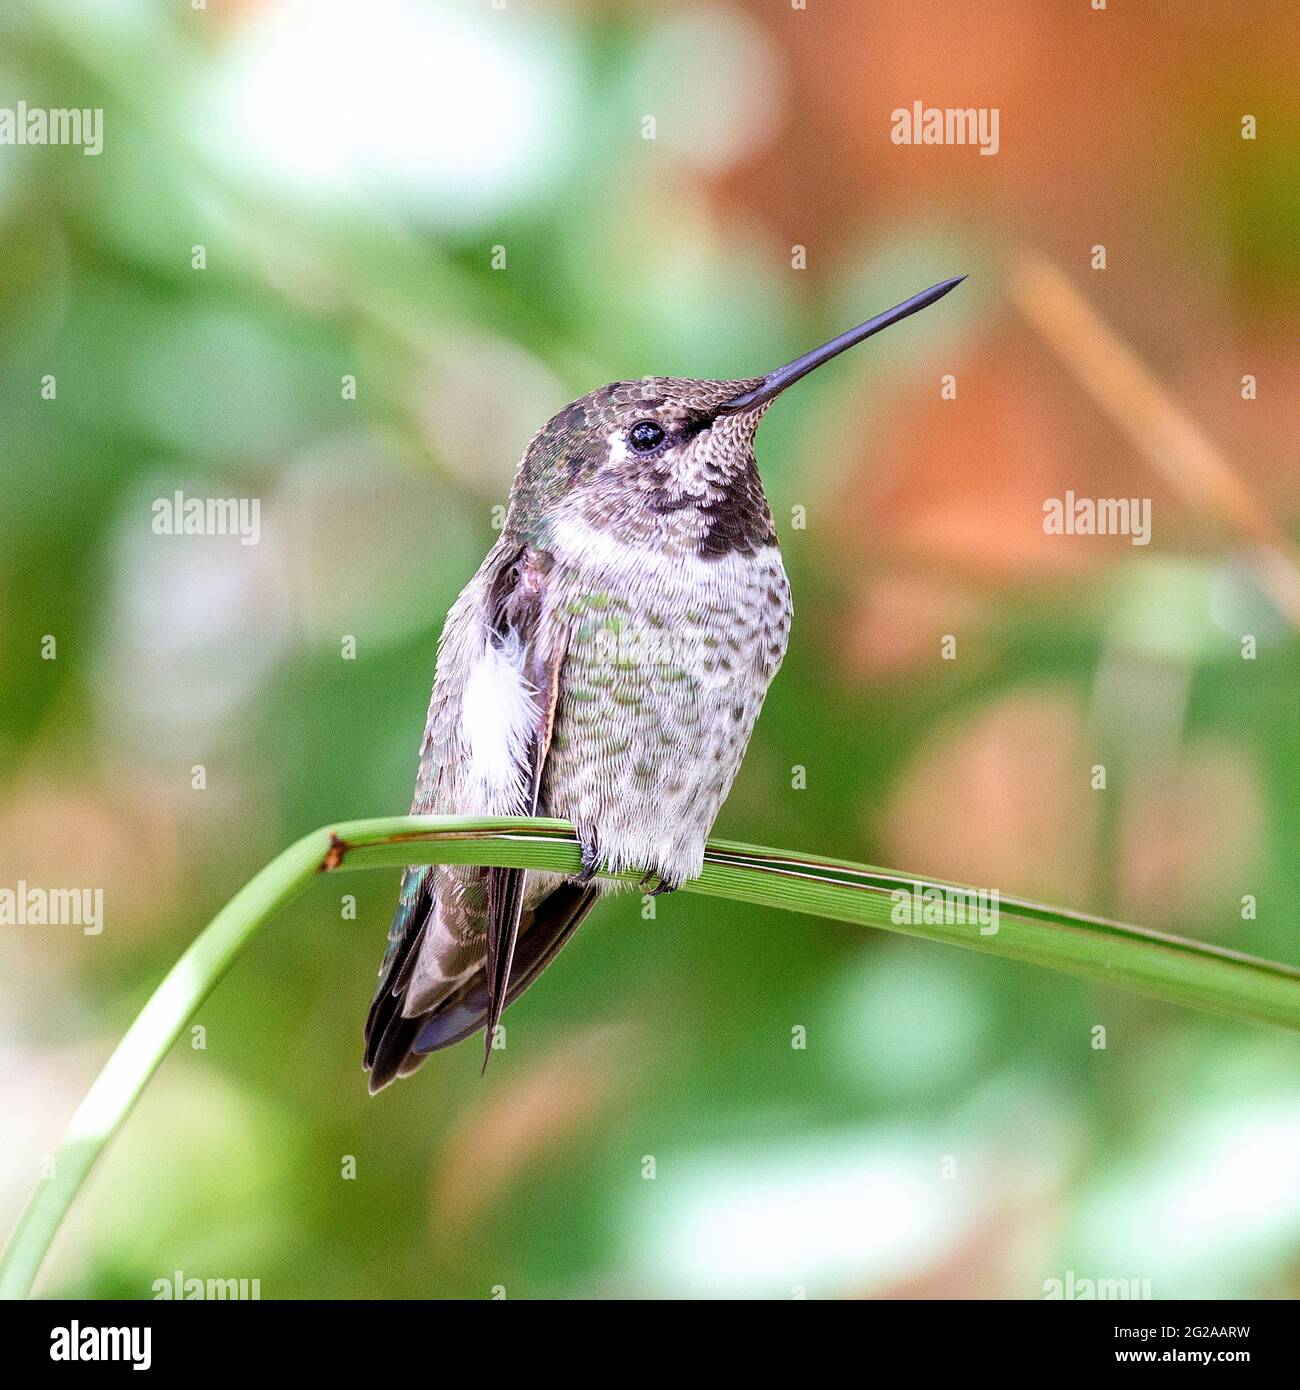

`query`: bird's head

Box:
[508,276,965,558]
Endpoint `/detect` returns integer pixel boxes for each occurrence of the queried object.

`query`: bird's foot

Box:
[638,870,679,897]
[574,834,601,885]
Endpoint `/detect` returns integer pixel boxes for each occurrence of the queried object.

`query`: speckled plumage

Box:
[363,277,964,1087]
[364,375,791,1088]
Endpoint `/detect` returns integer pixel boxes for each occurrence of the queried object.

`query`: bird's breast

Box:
[537,514,792,881]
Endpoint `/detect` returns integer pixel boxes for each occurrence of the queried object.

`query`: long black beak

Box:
[716,275,966,414]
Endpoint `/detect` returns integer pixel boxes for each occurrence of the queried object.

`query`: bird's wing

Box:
[364,544,585,1090]
[409,880,600,1060]
[478,563,568,1070]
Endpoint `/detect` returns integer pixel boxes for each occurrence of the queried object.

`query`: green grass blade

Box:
[4,814,1297,1299]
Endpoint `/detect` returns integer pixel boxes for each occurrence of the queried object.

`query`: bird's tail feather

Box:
[364,877,599,1093]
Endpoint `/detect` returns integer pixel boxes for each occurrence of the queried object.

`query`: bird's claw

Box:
[575,835,601,885]
[638,870,678,897]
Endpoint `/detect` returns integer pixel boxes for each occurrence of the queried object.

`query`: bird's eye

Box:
[628,420,665,452]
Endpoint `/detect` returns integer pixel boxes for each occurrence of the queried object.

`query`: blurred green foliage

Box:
[2,0,1299,1299]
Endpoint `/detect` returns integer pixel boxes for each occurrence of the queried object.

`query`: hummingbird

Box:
[364,276,964,1090]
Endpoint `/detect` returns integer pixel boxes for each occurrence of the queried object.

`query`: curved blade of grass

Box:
[4,814,1298,1298]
